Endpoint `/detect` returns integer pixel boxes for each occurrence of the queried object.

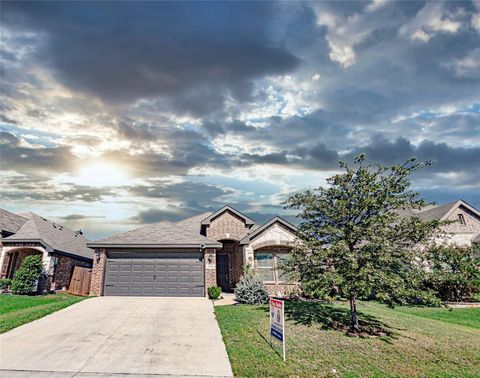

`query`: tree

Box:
[285,155,442,333]
[426,244,480,302]
[11,255,44,295]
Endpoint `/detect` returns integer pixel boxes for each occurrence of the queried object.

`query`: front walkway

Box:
[0,296,233,377]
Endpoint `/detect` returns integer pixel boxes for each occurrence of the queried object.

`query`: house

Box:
[402,200,480,247]
[0,209,93,292]
[88,205,298,297]
[88,200,480,298]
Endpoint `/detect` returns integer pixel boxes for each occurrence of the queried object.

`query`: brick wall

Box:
[206,211,250,241]
[204,248,217,291]
[52,254,92,290]
[90,249,106,296]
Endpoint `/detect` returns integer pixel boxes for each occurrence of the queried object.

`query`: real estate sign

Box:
[270,298,285,361]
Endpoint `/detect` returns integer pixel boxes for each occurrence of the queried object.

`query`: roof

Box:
[0,208,28,235]
[415,201,458,221]
[175,212,212,235]
[89,220,221,248]
[3,212,93,260]
[240,216,297,244]
[201,205,255,226]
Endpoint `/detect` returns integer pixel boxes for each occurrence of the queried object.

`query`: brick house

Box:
[0,209,93,292]
[88,205,299,298]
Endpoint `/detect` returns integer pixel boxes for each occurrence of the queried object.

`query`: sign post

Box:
[270,298,286,361]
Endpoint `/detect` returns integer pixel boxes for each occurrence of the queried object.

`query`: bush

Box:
[0,278,12,290]
[208,286,222,299]
[426,245,480,302]
[11,255,44,295]
[234,269,270,304]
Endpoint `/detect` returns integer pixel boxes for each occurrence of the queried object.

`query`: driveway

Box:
[0,296,233,377]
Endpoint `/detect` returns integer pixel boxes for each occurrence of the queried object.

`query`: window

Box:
[255,251,290,283]
[458,214,466,225]
[256,253,274,282]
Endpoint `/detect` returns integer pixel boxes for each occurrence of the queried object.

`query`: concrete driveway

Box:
[0,297,233,377]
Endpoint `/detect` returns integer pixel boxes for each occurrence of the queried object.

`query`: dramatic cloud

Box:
[1,1,479,239]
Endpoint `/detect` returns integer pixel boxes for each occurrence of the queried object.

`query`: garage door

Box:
[103,251,204,297]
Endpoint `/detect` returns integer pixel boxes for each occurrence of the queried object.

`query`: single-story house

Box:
[88,205,298,298]
[88,200,480,298]
[0,209,93,291]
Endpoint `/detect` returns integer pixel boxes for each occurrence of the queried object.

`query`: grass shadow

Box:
[281,300,396,341]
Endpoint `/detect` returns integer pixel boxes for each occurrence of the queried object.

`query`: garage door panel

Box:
[104,251,204,297]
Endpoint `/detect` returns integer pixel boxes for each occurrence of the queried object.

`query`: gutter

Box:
[87,243,222,249]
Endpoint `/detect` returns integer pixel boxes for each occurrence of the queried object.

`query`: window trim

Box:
[458,213,466,225]
[254,250,290,284]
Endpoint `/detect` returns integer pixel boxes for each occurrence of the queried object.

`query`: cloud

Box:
[2,2,299,115]
[443,47,480,78]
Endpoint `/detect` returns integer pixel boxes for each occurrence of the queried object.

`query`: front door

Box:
[216,254,230,291]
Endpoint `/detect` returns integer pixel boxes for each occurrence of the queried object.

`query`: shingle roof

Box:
[0,208,28,235]
[472,233,480,243]
[175,212,212,235]
[89,220,221,248]
[3,212,93,260]
[415,201,458,221]
[240,216,297,244]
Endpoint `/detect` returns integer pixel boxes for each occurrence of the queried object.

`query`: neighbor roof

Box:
[89,220,221,248]
[240,216,297,244]
[415,201,459,221]
[201,205,255,226]
[3,212,93,260]
[0,208,28,235]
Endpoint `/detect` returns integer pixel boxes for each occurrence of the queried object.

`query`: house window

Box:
[255,251,290,283]
[458,214,466,225]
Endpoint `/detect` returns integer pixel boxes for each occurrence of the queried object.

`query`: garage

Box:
[104,251,204,297]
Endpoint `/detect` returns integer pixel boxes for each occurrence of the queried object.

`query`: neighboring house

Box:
[88,205,298,298]
[0,209,93,291]
[402,200,480,247]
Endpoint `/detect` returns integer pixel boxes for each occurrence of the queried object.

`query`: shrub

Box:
[208,286,222,300]
[11,255,44,295]
[426,245,480,302]
[0,278,12,290]
[234,269,270,304]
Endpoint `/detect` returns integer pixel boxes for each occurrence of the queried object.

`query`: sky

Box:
[1,1,479,240]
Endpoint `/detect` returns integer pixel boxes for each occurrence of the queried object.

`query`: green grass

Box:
[215,301,480,377]
[0,294,87,333]
[395,305,480,329]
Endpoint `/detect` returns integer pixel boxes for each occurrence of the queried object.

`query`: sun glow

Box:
[75,162,130,187]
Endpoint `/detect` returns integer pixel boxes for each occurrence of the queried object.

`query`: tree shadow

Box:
[280,300,396,341]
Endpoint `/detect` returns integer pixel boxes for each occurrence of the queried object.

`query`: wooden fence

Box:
[68,266,92,296]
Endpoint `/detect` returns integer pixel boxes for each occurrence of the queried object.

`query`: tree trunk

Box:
[349,295,360,333]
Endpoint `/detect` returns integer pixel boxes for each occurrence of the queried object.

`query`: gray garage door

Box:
[104,251,204,297]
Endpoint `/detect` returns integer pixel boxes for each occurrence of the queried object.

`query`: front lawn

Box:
[215,301,480,377]
[0,294,87,333]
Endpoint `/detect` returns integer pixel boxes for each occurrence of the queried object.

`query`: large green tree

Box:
[286,155,442,332]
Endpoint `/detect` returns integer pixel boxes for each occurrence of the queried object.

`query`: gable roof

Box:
[240,216,297,244]
[0,208,28,235]
[3,212,93,260]
[201,205,255,226]
[89,220,221,248]
[415,200,480,222]
[175,212,212,235]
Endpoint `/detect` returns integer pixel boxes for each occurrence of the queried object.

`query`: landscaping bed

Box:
[215,300,480,377]
[0,294,87,333]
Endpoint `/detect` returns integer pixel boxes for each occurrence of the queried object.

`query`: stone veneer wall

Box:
[90,248,106,296]
[444,207,480,233]
[204,248,217,291]
[52,254,92,290]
